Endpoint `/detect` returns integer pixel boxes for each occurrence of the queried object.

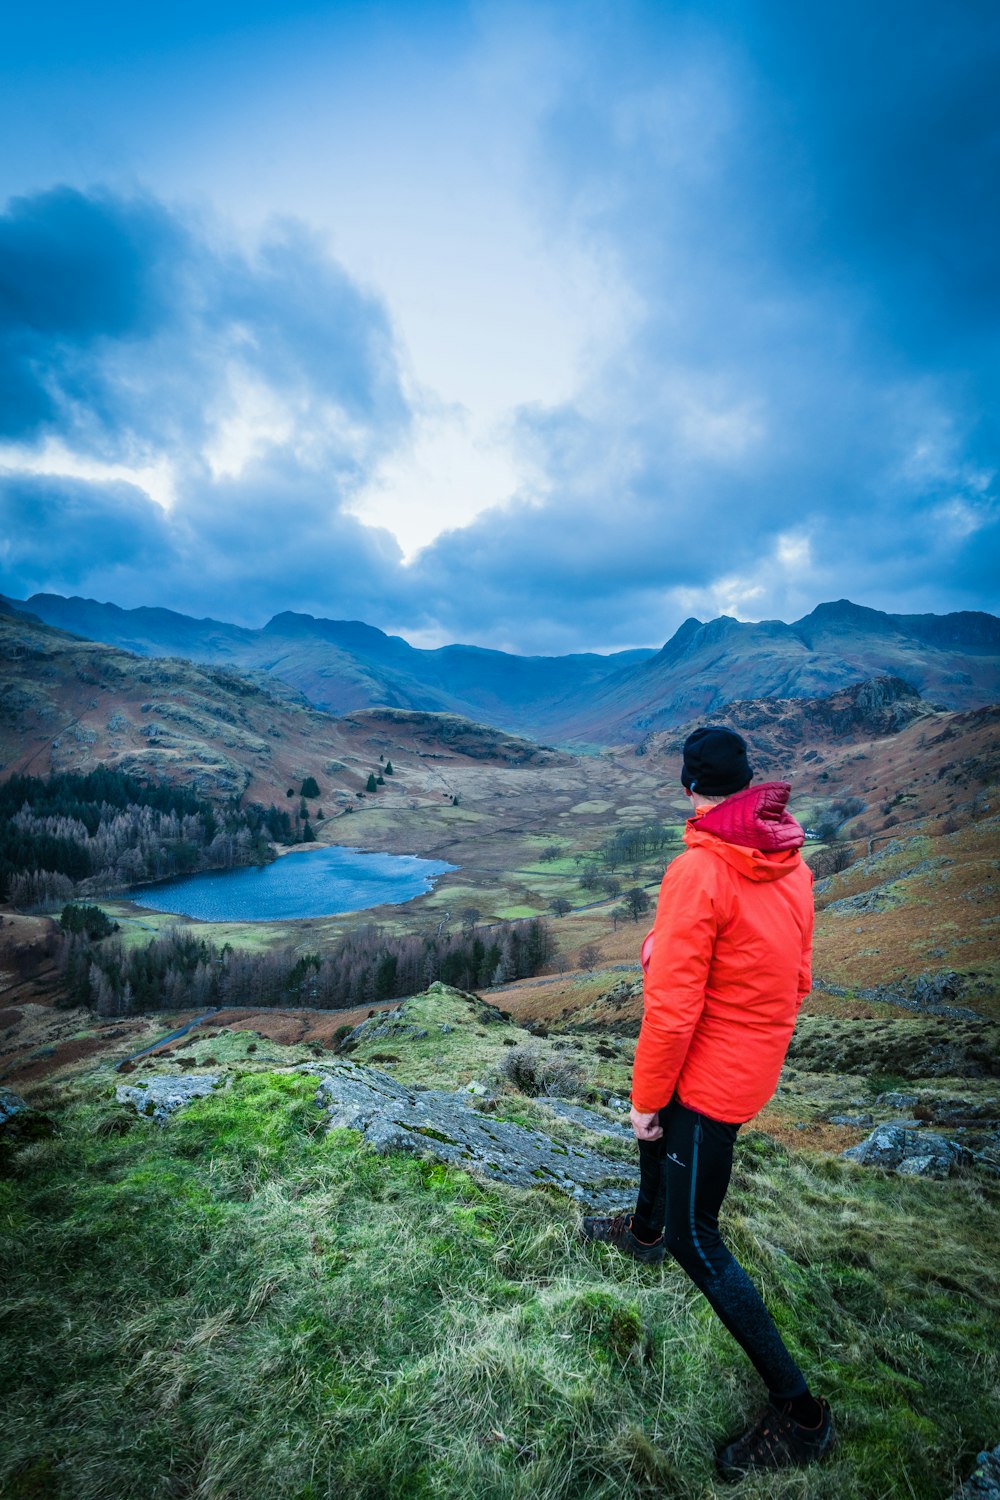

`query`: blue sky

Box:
[1,0,997,651]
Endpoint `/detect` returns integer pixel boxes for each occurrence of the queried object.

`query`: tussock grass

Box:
[2,1073,999,1499]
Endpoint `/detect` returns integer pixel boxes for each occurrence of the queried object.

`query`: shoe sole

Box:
[579,1227,665,1265]
[716,1426,836,1482]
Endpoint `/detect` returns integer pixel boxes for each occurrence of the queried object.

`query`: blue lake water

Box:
[129,845,457,922]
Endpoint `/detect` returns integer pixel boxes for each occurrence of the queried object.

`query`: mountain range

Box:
[0,603,566,806]
[5,592,999,743]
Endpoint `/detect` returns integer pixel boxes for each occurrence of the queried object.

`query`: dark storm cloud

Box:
[0,185,412,623]
[167,457,407,623]
[0,188,183,440]
[405,0,1000,647]
[1,2,998,649]
[0,472,176,591]
[0,186,408,461]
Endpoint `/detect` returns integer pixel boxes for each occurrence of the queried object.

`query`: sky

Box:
[1,0,998,653]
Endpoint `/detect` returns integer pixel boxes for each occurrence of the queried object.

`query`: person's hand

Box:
[630,1106,663,1141]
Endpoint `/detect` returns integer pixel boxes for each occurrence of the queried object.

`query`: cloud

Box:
[399,1,1000,648]
[0,471,176,594]
[0,4,997,652]
[0,185,413,623]
[0,188,192,446]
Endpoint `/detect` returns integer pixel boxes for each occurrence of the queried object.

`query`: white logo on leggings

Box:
[665,1152,687,1168]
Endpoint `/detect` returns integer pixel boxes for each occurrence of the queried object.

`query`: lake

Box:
[129,844,457,922]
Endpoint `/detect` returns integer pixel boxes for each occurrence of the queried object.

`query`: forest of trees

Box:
[58,910,554,1017]
[0,769,298,909]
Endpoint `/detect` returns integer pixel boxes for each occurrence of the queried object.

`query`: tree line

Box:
[0,769,298,909]
[593,820,680,870]
[58,910,554,1017]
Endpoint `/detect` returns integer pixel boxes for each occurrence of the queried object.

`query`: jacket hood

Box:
[683,781,806,882]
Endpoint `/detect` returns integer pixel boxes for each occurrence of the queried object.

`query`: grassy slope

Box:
[3,989,999,1500]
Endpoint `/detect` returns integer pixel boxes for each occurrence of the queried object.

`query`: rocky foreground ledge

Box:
[103,1059,638,1211]
[310,1060,637,1211]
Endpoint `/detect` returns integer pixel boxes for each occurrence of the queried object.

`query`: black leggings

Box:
[634,1097,807,1400]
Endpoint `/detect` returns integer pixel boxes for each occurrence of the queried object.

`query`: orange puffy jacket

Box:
[631,782,813,1123]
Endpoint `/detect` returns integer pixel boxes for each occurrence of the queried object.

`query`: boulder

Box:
[0,1087,29,1130]
[116,1074,222,1124]
[312,1061,637,1210]
[876,1091,919,1111]
[917,1094,999,1126]
[597,977,642,1011]
[339,1014,426,1051]
[896,1154,951,1180]
[0,1086,55,1152]
[828,1112,874,1127]
[951,1443,1000,1500]
[912,970,967,1008]
[842,1124,969,1178]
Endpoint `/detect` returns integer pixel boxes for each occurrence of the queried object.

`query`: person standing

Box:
[582,726,835,1480]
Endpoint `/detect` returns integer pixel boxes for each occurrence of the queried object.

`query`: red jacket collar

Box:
[689,781,805,853]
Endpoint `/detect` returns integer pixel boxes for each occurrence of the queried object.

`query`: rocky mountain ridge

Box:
[0,610,562,805]
[7,591,998,743]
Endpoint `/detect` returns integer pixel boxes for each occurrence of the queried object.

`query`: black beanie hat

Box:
[681,726,753,797]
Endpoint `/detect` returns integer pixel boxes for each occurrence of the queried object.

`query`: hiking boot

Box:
[580,1212,665,1264]
[717,1399,835,1481]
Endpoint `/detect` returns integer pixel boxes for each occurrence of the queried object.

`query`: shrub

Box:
[499,1044,584,1098]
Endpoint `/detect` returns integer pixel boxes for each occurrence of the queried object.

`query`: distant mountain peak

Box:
[797,599,900,633]
[261,611,395,648]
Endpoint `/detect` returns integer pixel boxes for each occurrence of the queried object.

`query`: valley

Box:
[1,595,998,1500]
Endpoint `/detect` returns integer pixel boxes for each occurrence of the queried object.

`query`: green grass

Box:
[2,1064,999,1499]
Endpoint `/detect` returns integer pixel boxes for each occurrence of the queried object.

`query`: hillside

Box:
[8,592,999,743]
[0,611,564,809]
[2,982,998,1499]
[638,676,1000,835]
[7,593,653,731]
[2,644,998,1497]
[553,600,1000,743]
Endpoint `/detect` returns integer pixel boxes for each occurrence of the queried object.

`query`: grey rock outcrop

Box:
[842,1124,969,1178]
[822,857,951,917]
[312,1061,637,1209]
[911,971,966,1008]
[116,1074,222,1123]
[596,977,642,1011]
[952,1443,1000,1499]
[817,980,980,1021]
[917,1095,999,1126]
[0,1086,54,1147]
[538,1098,633,1140]
[338,1012,428,1051]
[876,1091,919,1111]
[0,1087,29,1130]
